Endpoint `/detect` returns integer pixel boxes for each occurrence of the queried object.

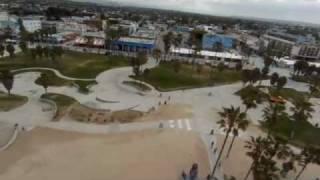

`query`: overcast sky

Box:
[83,0,320,24]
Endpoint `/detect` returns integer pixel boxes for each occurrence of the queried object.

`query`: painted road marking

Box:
[177,119,183,129]
[185,119,192,131]
[169,120,175,128]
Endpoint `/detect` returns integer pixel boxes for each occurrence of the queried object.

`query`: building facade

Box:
[22,19,42,33]
[291,44,320,61]
[202,34,235,50]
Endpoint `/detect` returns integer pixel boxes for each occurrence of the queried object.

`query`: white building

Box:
[22,19,42,33]
[291,44,320,61]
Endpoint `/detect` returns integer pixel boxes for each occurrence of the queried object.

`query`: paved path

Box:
[1,54,320,179]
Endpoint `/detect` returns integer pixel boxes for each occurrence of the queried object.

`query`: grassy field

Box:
[0,51,130,78]
[14,69,97,94]
[123,81,151,92]
[262,117,320,148]
[41,93,77,121]
[236,85,309,104]
[135,63,242,91]
[0,91,28,111]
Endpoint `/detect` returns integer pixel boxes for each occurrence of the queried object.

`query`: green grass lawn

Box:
[236,85,309,104]
[262,117,320,148]
[269,87,308,103]
[0,91,28,111]
[14,69,97,94]
[41,93,77,121]
[123,81,151,92]
[0,51,130,78]
[135,63,242,91]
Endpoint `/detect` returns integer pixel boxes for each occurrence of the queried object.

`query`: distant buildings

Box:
[202,34,235,50]
[112,37,155,53]
[261,34,295,57]
[22,18,42,33]
[291,44,320,61]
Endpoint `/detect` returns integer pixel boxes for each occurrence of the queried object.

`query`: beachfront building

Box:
[261,34,295,57]
[112,37,155,53]
[170,47,244,65]
[22,18,42,33]
[202,34,235,50]
[291,44,320,61]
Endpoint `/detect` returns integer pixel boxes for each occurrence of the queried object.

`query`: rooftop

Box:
[118,37,155,45]
[170,47,244,60]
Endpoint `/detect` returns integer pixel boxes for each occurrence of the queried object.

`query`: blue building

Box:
[112,37,155,53]
[202,34,235,50]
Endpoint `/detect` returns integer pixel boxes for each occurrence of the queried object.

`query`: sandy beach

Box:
[0,127,209,180]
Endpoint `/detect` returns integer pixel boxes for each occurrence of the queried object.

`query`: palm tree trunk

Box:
[211,130,230,177]
[244,162,254,180]
[294,164,307,180]
[226,135,236,158]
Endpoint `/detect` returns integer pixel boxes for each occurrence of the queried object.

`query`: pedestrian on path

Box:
[211,141,214,148]
[214,148,217,154]
[181,171,187,180]
[210,129,214,135]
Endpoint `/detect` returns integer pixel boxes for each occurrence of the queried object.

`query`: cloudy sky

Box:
[86,0,320,24]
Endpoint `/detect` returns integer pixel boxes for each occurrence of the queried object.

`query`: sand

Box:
[0,128,209,180]
[215,135,320,180]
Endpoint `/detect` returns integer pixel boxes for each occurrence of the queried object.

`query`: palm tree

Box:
[152,48,161,62]
[163,31,173,60]
[244,136,291,180]
[294,147,320,180]
[270,72,279,87]
[211,106,249,176]
[0,70,14,95]
[262,102,288,136]
[276,76,287,90]
[290,98,314,139]
[244,136,269,180]
[0,44,4,57]
[6,44,15,58]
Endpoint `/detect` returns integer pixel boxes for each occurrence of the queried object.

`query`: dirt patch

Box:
[69,104,144,124]
[0,128,210,180]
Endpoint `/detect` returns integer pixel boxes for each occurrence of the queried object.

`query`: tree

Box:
[294,147,320,180]
[276,76,287,90]
[244,136,269,180]
[0,70,14,95]
[270,72,279,87]
[262,102,288,136]
[244,136,291,180]
[131,52,146,76]
[211,106,249,176]
[173,60,181,73]
[38,73,49,93]
[217,62,225,72]
[36,45,43,59]
[6,44,15,58]
[0,44,4,57]
[293,60,308,76]
[196,64,203,74]
[290,98,314,139]
[152,48,161,62]
[163,31,174,59]
[19,41,28,54]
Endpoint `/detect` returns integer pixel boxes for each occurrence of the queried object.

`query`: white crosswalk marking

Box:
[185,119,192,130]
[169,120,175,128]
[168,119,192,131]
[177,119,183,129]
